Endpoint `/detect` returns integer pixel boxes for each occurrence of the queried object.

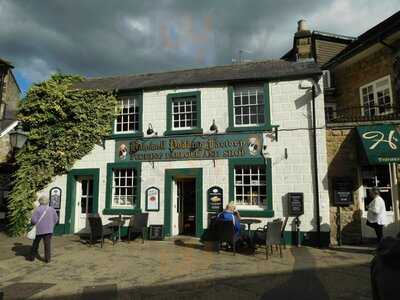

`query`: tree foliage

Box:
[8,73,117,236]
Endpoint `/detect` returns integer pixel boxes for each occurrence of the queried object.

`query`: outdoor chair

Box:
[88,215,115,248]
[254,220,283,259]
[273,217,289,249]
[215,219,239,255]
[127,213,149,243]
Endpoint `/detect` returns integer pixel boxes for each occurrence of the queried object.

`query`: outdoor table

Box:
[108,216,131,242]
[241,218,262,237]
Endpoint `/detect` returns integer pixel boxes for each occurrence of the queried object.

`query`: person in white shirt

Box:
[367,187,387,243]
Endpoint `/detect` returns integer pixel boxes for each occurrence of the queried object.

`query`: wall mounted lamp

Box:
[147,123,157,136]
[209,119,218,133]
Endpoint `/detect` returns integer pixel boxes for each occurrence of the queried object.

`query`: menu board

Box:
[149,225,164,240]
[207,186,223,212]
[288,193,304,216]
[333,178,353,206]
[49,187,62,209]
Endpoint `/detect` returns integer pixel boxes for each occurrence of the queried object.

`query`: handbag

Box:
[27,208,48,240]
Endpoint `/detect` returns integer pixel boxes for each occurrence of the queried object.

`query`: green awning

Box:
[357,124,400,165]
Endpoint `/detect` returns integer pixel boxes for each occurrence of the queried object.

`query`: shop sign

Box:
[145,187,160,211]
[116,133,263,162]
[288,193,304,216]
[333,178,353,206]
[358,125,400,164]
[207,186,223,212]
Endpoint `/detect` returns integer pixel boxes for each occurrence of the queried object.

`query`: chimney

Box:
[297,19,308,32]
[294,19,312,60]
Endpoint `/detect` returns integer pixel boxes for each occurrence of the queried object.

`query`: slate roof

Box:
[324,10,400,67]
[73,60,321,91]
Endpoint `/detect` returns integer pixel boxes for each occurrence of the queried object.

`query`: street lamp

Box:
[9,124,28,149]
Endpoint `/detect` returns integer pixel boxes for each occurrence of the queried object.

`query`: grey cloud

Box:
[0,0,398,85]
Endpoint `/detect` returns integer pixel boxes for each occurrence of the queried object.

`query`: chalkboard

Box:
[149,225,164,240]
[333,178,353,206]
[288,193,304,216]
[207,186,223,212]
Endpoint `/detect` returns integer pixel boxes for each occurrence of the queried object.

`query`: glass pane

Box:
[242,95,249,105]
[250,95,257,104]
[234,96,241,105]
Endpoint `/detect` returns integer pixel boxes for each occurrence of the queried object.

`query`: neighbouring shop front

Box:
[357,124,400,239]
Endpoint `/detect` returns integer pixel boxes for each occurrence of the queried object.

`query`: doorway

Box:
[65,169,99,234]
[177,178,196,236]
[164,168,203,237]
[74,176,94,233]
[360,165,397,238]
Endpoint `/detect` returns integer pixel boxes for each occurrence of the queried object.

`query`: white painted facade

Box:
[40,78,330,241]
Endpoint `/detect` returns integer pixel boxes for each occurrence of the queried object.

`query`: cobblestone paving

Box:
[0,234,373,300]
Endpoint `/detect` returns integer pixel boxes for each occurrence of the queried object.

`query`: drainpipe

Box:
[311,85,321,247]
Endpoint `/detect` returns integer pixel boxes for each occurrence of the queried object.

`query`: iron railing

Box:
[327,105,400,123]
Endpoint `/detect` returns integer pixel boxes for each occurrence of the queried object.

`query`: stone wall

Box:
[332,45,397,110]
[326,127,363,245]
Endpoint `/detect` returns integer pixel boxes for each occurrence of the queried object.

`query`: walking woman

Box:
[367,187,387,244]
[27,194,58,263]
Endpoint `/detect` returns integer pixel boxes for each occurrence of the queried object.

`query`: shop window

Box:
[165,91,202,135]
[234,165,267,206]
[360,75,393,117]
[228,158,274,217]
[227,83,271,132]
[361,165,392,211]
[104,162,141,215]
[112,168,137,208]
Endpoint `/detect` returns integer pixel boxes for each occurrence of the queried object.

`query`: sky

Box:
[0,0,399,94]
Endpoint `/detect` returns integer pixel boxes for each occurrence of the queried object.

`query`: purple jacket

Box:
[31,205,59,235]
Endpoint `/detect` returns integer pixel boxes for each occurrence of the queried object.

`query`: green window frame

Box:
[227,82,272,132]
[228,157,274,217]
[165,91,203,135]
[104,161,142,215]
[112,91,143,139]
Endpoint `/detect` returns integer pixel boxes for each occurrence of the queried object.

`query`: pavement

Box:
[0,233,374,300]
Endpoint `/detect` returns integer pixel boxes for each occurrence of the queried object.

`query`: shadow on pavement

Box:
[11,243,31,259]
[1,247,372,300]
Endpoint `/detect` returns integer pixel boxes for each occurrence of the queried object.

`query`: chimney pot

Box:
[297,20,308,32]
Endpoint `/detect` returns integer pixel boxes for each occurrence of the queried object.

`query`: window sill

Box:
[238,209,274,218]
[108,132,144,140]
[103,208,142,215]
[226,125,275,132]
[164,128,203,136]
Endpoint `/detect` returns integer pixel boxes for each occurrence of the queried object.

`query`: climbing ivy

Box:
[8,73,117,236]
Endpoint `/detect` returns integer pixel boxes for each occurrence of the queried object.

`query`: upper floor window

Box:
[166,91,202,135]
[172,96,198,129]
[228,83,270,132]
[115,95,140,133]
[360,75,393,117]
[233,86,265,126]
[325,103,337,122]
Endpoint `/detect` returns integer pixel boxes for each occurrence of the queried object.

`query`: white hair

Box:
[38,194,49,205]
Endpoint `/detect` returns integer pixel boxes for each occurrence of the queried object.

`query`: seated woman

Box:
[217,202,241,235]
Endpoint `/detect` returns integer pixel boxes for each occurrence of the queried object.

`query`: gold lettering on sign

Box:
[362,130,398,150]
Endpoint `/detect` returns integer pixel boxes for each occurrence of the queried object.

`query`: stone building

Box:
[324,11,400,244]
[38,60,331,246]
[283,12,400,244]
[0,58,21,225]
